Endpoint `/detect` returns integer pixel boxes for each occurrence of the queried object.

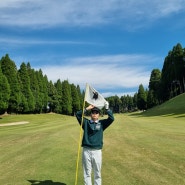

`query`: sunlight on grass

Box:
[0,103,185,185]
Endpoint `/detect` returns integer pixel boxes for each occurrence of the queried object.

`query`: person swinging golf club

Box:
[76,101,114,185]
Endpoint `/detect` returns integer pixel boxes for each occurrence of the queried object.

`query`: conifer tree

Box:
[43,75,49,112]
[137,84,147,111]
[0,54,21,113]
[62,80,72,115]
[35,70,48,113]
[127,95,134,111]
[0,66,10,114]
[54,79,63,113]
[27,63,40,113]
[47,80,58,112]
[133,93,138,110]
[161,43,184,101]
[71,83,80,115]
[147,69,161,108]
[76,85,83,109]
[18,62,35,113]
[120,95,128,112]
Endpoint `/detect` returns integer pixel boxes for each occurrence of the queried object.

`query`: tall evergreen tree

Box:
[0,54,21,113]
[107,95,121,113]
[133,93,138,110]
[62,80,72,115]
[76,85,83,109]
[171,43,184,94]
[48,80,58,112]
[55,79,63,113]
[147,69,161,108]
[35,70,48,113]
[43,75,49,112]
[18,62,35,113]
[27,64,40,113]
[120,95,132,112]
[34,70,44,113]
[71,83,80,115]
[120,95,127,112]
[127,95,134,111]
[137,84,147,111]
[161,43,184,101]
[0,66,10,114]
[183,49,185,92]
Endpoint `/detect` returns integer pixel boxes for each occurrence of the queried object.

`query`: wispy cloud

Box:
[0,0,178,97]
[0,37,94,46]
[38,54,160,96]
[0,0,185,29]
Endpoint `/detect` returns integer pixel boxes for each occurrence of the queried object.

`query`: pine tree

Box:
[161,43,185,101]
[133,93,138,110]
[27,63,40,113]
[43,75,49,112]
[35,70,48,113]
[137,84,147,111]
[18,62,35,113]
[71,83,80,115]
[48,80,58,112]
[148,69,161,108]
[0,66,10,114]
[127,95,134,111]
[62,80,72,115]
[55,79,63,113]
[1,54,21,113]
[120,95,128,112]
[76,85,83,109]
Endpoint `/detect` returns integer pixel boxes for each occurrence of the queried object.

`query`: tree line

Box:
[0,54,83,115]
[107,43,185,113]
[0,43,185,115]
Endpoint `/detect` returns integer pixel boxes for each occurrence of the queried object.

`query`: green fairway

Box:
[0,102,185,184]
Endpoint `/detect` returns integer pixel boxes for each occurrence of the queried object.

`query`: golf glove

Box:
[105,101,109,110]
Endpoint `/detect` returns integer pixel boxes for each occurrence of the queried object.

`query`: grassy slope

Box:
[142,93,185,116]
[0,95,185,185]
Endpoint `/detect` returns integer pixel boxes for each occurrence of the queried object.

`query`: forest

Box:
[0,43,185,115]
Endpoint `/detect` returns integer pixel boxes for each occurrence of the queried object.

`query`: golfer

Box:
[76,102,114,185]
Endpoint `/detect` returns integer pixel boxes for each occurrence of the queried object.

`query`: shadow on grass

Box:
[28,180,66,185]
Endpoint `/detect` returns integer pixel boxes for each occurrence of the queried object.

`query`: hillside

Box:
[142,93,185,116]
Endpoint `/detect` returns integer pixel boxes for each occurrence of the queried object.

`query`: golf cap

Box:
[91,107,100,113]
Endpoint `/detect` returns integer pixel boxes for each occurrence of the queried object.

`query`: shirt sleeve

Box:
[76,110,83,125]
[101,109,114,130]
[75,110,88,129]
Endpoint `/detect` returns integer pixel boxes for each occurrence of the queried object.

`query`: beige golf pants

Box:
[82,148,102,185]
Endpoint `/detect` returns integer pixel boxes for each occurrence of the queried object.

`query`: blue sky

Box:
[0,0,185,97]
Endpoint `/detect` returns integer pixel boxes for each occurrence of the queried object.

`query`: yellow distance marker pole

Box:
[75,83,88,185]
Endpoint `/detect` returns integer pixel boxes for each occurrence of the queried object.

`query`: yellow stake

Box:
[75,83,88,185]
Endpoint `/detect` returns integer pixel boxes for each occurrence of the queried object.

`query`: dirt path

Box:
[0,121,29,127]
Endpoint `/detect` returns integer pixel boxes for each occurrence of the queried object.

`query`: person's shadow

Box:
[28,180,66,185]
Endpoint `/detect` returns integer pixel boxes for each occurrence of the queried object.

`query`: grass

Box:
[0,94,185,185]
[0,114,79,185]
[141,93,185,116]
[104,113,185,185]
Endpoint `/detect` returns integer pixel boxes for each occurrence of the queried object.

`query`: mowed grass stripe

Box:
[0,114,81,185]
[103,113,185,185]
[0,111,185,184]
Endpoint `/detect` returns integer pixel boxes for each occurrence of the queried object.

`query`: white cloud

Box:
[39,54,159,96]
[102,91,137,98]
[42,64,149,88]
[0,37,93,46]
[0,0,185,29]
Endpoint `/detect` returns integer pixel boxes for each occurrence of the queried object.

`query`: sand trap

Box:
[0,121,29,127]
